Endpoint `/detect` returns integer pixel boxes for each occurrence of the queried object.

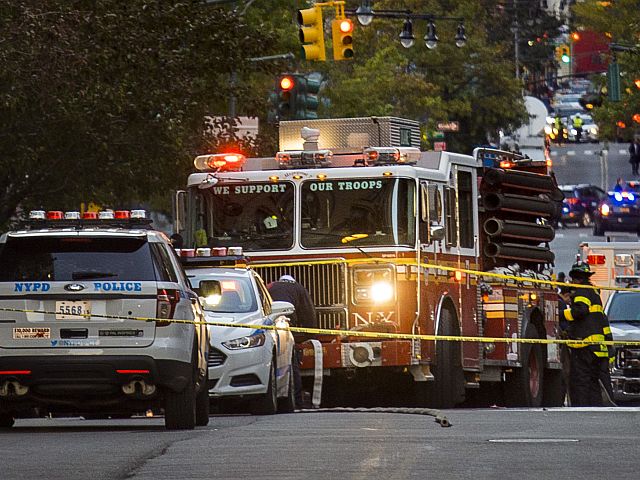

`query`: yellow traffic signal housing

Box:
[298,6,326,61]
[332,18,354,60]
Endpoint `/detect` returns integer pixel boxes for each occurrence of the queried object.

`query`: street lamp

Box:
[349,3,466,50]
[424,21,438,49]
[399,19,415,49]
[355,0,374,26]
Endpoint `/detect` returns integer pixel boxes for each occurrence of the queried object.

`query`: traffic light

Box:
[298,6,326,61]
[297,75,322,119]
[579,94,603,110]
[560,46,570,63]
[274,75,298,120]
[332,17,354,60]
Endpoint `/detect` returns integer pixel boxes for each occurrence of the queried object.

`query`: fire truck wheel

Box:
[432,309,465,409]
[505,324,544,407]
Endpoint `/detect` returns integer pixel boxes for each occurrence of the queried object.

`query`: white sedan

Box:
[187,266,296,414]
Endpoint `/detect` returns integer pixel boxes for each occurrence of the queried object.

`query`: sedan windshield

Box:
[607,292,640,322]
[189,274,257,314]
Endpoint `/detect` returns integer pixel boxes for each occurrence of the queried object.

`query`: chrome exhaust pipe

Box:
[122,378,156,397]
[0,380,29,397]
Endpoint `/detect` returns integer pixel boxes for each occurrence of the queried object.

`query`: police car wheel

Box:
[164,368,197,430]
[0,412,15,428]
[195,371,210,427]
[278,356,296,413]
[251,357,278,415]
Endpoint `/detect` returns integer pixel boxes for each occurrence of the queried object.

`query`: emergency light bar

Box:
[24,210,151,230]
[177,246,247,267]
[363,147,420,166]
[276,150,333,169]
[194,153,246,172]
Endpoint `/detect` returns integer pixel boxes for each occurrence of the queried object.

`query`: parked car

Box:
[604,282,640,403]
[558,184,607,227]
[186,261,297,415]
[593,181,640,236]
[0,210,210,430]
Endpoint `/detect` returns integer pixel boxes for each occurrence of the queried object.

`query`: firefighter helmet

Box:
[569,260,594,277]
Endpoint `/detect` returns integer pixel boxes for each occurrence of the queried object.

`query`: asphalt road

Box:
[2,408,638,480]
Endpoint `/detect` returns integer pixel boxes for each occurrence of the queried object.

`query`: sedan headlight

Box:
[222,332,266,350]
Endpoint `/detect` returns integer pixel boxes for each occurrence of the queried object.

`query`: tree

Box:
[572,0,640,140]
[0,0,291,228]
[319,0,527,152]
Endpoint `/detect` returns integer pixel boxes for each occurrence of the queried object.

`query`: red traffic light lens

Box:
[280,76,294,91]
[339,19,353,33]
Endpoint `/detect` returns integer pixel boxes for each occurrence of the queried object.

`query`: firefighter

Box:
[562,261,610,406]
[267,275,317,408]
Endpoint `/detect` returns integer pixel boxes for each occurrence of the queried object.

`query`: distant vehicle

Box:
[603,279,640,403]
[558,184,606,227]
[593,181,640,236]
[185,258,297,415]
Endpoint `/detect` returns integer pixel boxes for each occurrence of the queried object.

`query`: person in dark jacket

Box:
[629,138,640,176]
[562,261,610,406]
[267,275,317,407]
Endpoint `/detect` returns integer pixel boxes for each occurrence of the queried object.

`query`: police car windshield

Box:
[193,182,294,251]
[300,177,416,248]
[0,237,157,282]
[606,292,640,322]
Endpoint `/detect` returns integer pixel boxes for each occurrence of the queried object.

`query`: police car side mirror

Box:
[272,300,295,317]
[430,224,445,242]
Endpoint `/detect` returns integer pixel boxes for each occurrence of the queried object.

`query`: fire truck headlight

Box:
[370,281,394,303]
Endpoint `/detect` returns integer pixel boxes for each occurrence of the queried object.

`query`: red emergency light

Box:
[46,211,63,220]
[194,153,246,172]
[82,211,98,219]
[587,254,606,265]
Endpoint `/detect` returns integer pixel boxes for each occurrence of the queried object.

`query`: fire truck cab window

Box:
[301,178,416,248]
[420,183,442,223]
[192,182,294,251]
[457,170,474,249]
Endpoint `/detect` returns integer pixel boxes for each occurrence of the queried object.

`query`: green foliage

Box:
[573,0,640,140]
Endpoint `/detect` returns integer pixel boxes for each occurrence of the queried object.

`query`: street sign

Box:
[436,121,459,132]
[434,141,447,152]
[433,131,445,140]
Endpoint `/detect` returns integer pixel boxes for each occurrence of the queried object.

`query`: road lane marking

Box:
[567,151,575,156]
[489,439,579,443]
[620,149,628,154]
[584,150,593,155]
[550,151,558,156]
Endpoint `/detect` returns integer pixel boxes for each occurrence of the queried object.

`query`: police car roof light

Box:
[194,153,246,172]
[64,211,81,220]
[130,209,146,219]
[47,211,63,220]
[99,210,115,220]
[29,210,46,220]
[114,210,130,219]
[82,211,98,219]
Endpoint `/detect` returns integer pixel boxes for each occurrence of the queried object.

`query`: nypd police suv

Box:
[0,210,209,429]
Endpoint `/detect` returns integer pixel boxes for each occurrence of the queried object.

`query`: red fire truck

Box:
[174,117,564,408]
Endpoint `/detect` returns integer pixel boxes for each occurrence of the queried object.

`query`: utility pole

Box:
[511,0,520,80]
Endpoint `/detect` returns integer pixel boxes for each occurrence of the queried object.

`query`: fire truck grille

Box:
[253,260,348,329]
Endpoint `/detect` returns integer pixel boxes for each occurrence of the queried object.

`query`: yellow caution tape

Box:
[2,306,640,347]
[251,257,640,293]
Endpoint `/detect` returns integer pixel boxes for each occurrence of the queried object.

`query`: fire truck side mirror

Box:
[429,224,445,242]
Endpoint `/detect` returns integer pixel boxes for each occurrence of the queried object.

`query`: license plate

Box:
[56,301,91,320]
[618,207,630,213]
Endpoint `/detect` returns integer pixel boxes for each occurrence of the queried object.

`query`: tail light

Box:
[566,198,579,205]
[156,289,180,326]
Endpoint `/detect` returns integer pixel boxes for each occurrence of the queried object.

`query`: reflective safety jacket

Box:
[562,286,609,357]
[573,116,584,128]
